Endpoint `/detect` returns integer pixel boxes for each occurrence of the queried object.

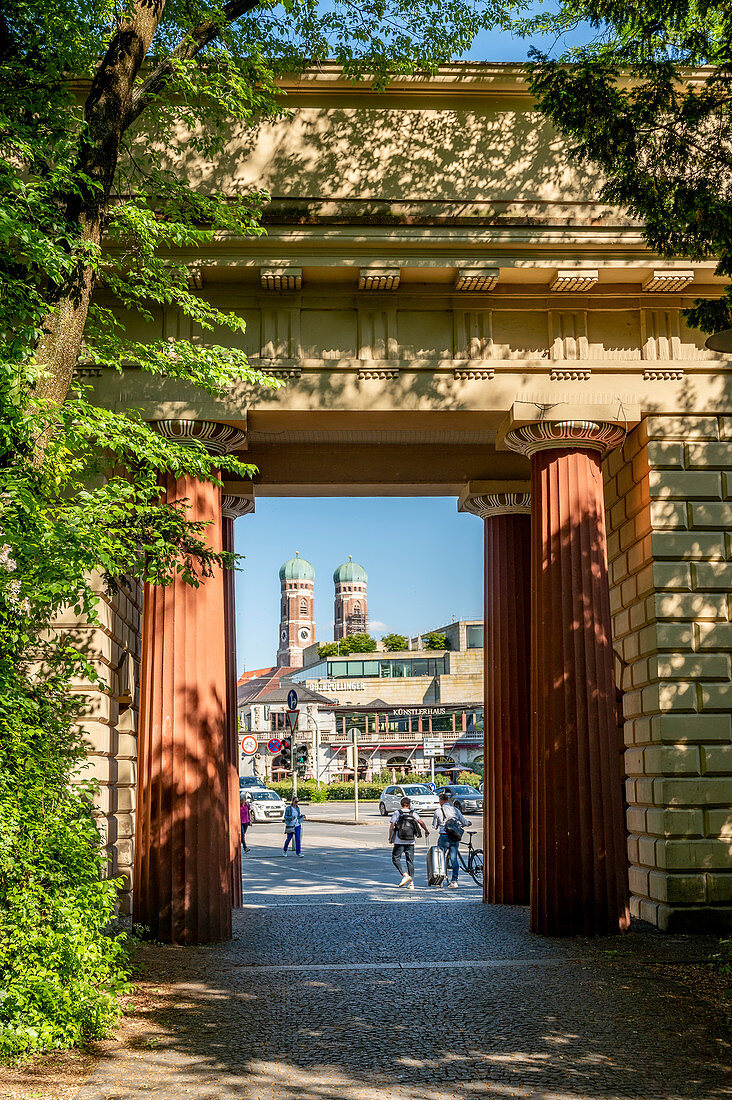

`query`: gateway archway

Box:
[78,65,732,943]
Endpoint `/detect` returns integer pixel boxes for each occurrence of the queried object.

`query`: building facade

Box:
[237,668,336,779]
[287,620,484,780]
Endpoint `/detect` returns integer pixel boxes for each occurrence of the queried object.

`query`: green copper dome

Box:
[279,553,315,582]
[333,557,368,584]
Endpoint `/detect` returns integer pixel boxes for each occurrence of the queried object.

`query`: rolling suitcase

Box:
[427,844,446,886]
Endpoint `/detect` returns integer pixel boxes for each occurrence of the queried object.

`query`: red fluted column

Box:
[221,495,255,908]
[461,489,532,905]
[134,420,245,944]
[505,420,631,936]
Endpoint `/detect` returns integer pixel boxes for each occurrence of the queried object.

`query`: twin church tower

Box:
[276,554,368,668]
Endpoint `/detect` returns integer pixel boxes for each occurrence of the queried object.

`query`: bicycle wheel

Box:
[468,848,484,886]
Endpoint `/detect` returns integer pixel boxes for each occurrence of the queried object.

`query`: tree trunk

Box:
[33,216,102,408]
[33,1,167,410]
[31,0,260,412]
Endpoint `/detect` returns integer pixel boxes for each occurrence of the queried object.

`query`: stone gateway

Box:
[73,64,732,941]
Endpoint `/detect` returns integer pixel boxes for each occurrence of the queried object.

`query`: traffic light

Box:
[295,742,309,775]
[280,738,291,769]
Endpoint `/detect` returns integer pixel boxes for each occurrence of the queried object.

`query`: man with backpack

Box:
[432,791,470,889]
[388,796,429,889]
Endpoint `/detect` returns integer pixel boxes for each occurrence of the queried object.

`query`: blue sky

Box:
[234,498,484,673]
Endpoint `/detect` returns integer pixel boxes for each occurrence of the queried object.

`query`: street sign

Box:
[287,688,298,710]
[241,735,258,756]
[285,710,299,735]
[423,737,444,758]
[268,738,282,754]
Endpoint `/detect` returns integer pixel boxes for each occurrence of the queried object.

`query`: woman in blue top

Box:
[283,796,306,856]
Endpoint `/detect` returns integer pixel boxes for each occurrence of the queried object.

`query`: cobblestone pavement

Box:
[75,900,731,1100]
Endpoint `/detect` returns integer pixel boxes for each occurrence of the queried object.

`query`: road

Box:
[241,811,482,905]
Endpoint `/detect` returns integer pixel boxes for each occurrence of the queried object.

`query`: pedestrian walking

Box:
[432,792,470,889]
[240,794,251,852]
[389,796,429,889]
[283,795,306,856]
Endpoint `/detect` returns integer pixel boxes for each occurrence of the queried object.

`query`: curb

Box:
[305,816,382,826]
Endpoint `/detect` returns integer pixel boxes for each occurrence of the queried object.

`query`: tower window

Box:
[300,598,308,617]
[353,602,361,615]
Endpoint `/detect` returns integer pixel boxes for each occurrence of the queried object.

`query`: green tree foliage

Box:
[381,633,408,651]
[424,632,448,650]
[342,633,378,653]
[1,0,513,1055]
[318,633,377,657]
[524,0,732,333]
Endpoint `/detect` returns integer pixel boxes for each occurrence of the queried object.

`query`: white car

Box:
[379,783,440,818]
[248,789,286,822]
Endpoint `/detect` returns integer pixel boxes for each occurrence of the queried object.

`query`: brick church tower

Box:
[277,553,316,668]
[333,558,368,640]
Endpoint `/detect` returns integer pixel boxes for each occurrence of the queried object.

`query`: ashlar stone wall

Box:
[604,415,732,931]
[57,572,142,914]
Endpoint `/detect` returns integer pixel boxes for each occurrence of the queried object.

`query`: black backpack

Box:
[395,811,420,843]
[441,807,464,843]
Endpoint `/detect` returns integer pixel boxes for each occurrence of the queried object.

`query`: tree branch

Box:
[123,0,261,134]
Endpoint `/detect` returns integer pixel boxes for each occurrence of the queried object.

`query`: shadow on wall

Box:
[134,676,235,944]
[146,89,613,213]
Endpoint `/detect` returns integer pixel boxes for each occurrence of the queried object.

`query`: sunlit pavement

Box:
[75,822,730,1100]
[240,816,483,905]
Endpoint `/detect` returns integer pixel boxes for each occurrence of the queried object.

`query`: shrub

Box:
[424,632,448,650]
[325,782,354,800]
[381,633,407,651]
[309,786,328,803]
[457,771,483,787]
[0,694,131,1056]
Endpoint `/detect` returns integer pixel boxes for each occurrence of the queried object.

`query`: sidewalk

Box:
[72,904,730,1100]
[298,800,383,825]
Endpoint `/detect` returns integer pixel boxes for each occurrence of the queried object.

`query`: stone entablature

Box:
[125,297,722,366]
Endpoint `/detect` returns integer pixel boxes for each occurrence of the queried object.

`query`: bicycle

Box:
[456,830,483,886]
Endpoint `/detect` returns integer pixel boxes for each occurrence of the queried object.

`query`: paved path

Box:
[75,824,730,1100]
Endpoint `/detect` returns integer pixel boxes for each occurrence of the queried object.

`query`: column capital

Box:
[497,401,640,458]
[461,493,531,520]
[459,480,531,519]
[152,419,246,456]
[221,495,255,520]
[503,419,626,458]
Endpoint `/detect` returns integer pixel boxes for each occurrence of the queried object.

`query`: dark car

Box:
[239,775,267,790]
[435,784,483,813]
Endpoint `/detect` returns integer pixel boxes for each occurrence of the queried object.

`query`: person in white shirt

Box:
[432,791,470,888]
[388,796,429,889]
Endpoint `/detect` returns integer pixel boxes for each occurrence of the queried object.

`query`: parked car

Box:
[379,783,441,818]
[435,784,483,813]
[239,775,267,791]
[248,789,286,822]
